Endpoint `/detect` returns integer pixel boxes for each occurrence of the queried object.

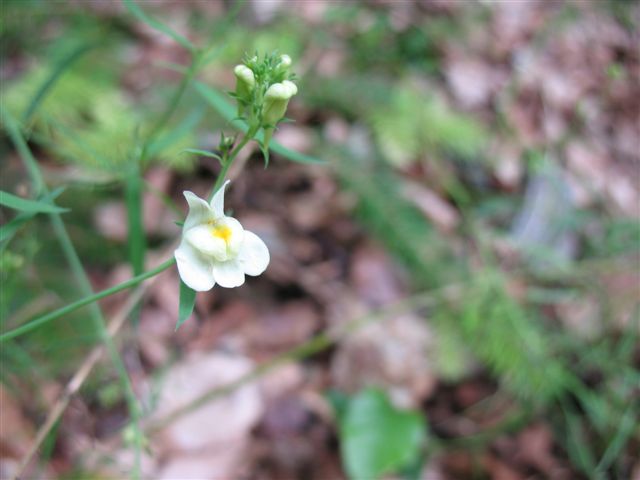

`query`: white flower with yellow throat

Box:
[174,181,269,290]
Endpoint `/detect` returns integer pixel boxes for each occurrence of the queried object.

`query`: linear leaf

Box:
[123,0,196,52]
[23,43,95,123]
[0,190,68,214]
[0,187,66,246]
[147,107,205,159]
[182,148,223,162]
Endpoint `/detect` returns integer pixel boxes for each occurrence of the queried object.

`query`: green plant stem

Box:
[208,126,258,201]
[2,109,146,479]
[0,258,175,343]
[125,165,146,325]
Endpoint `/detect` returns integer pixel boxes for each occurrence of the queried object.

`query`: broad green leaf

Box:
[175,280,196,331]
[194,81,326,165]
[0,190,68,214]
[339,389,425,480]
[122,0,196,52]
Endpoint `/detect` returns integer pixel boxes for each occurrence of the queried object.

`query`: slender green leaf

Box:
[339,389,425,480]
[176,280,196,331]
[194,81,326,164]
[0,188,65,245]
[122,0,196,52]
[147,107,205,158]
[23,43,95,123]
[0,190,68,214]
[181,149,223,163]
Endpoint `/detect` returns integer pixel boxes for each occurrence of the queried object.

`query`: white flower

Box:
[174,181,269,291]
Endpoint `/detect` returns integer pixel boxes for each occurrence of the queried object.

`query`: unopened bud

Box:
[263,80,297,126]
[279,54,292,70]
[234,65,255,99]
[261,80,297,150]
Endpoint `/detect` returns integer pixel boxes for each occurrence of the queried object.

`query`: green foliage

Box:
[335,147,460,288]
[4,58,195,175]
[176,280,196,331]
[454,271,570,403]
[371,83,487,166]
[335,389,426,480]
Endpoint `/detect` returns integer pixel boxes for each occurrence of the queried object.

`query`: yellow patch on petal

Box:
[211,224,232,244]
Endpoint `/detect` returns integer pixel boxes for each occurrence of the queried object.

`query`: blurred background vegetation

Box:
[1,1,638,479]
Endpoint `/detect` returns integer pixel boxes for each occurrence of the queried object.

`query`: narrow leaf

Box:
[147,106,205,158]
[176,280,196,330]
[0,187,65,246]
[23,43,94,123]
[182,148,223,163]
[0,190,68,214]
[122,0,196,52]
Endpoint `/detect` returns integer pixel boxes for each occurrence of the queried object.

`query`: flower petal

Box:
[183,191,214,230]
[237,230,270,276]
[185,224,228,261]
[212,258,245,288]
[210,180,230,218]
[174,241,215,292]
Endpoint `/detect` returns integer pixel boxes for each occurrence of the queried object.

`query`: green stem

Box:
[208,126,258,201]
[125,165,146,326]
[0,259,175,343]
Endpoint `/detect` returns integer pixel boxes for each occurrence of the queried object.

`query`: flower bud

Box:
[278,54,292,72]
[234,65,255,115]
[261,80,297,149]
[263,80,297,125]
[219,132,236,152]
